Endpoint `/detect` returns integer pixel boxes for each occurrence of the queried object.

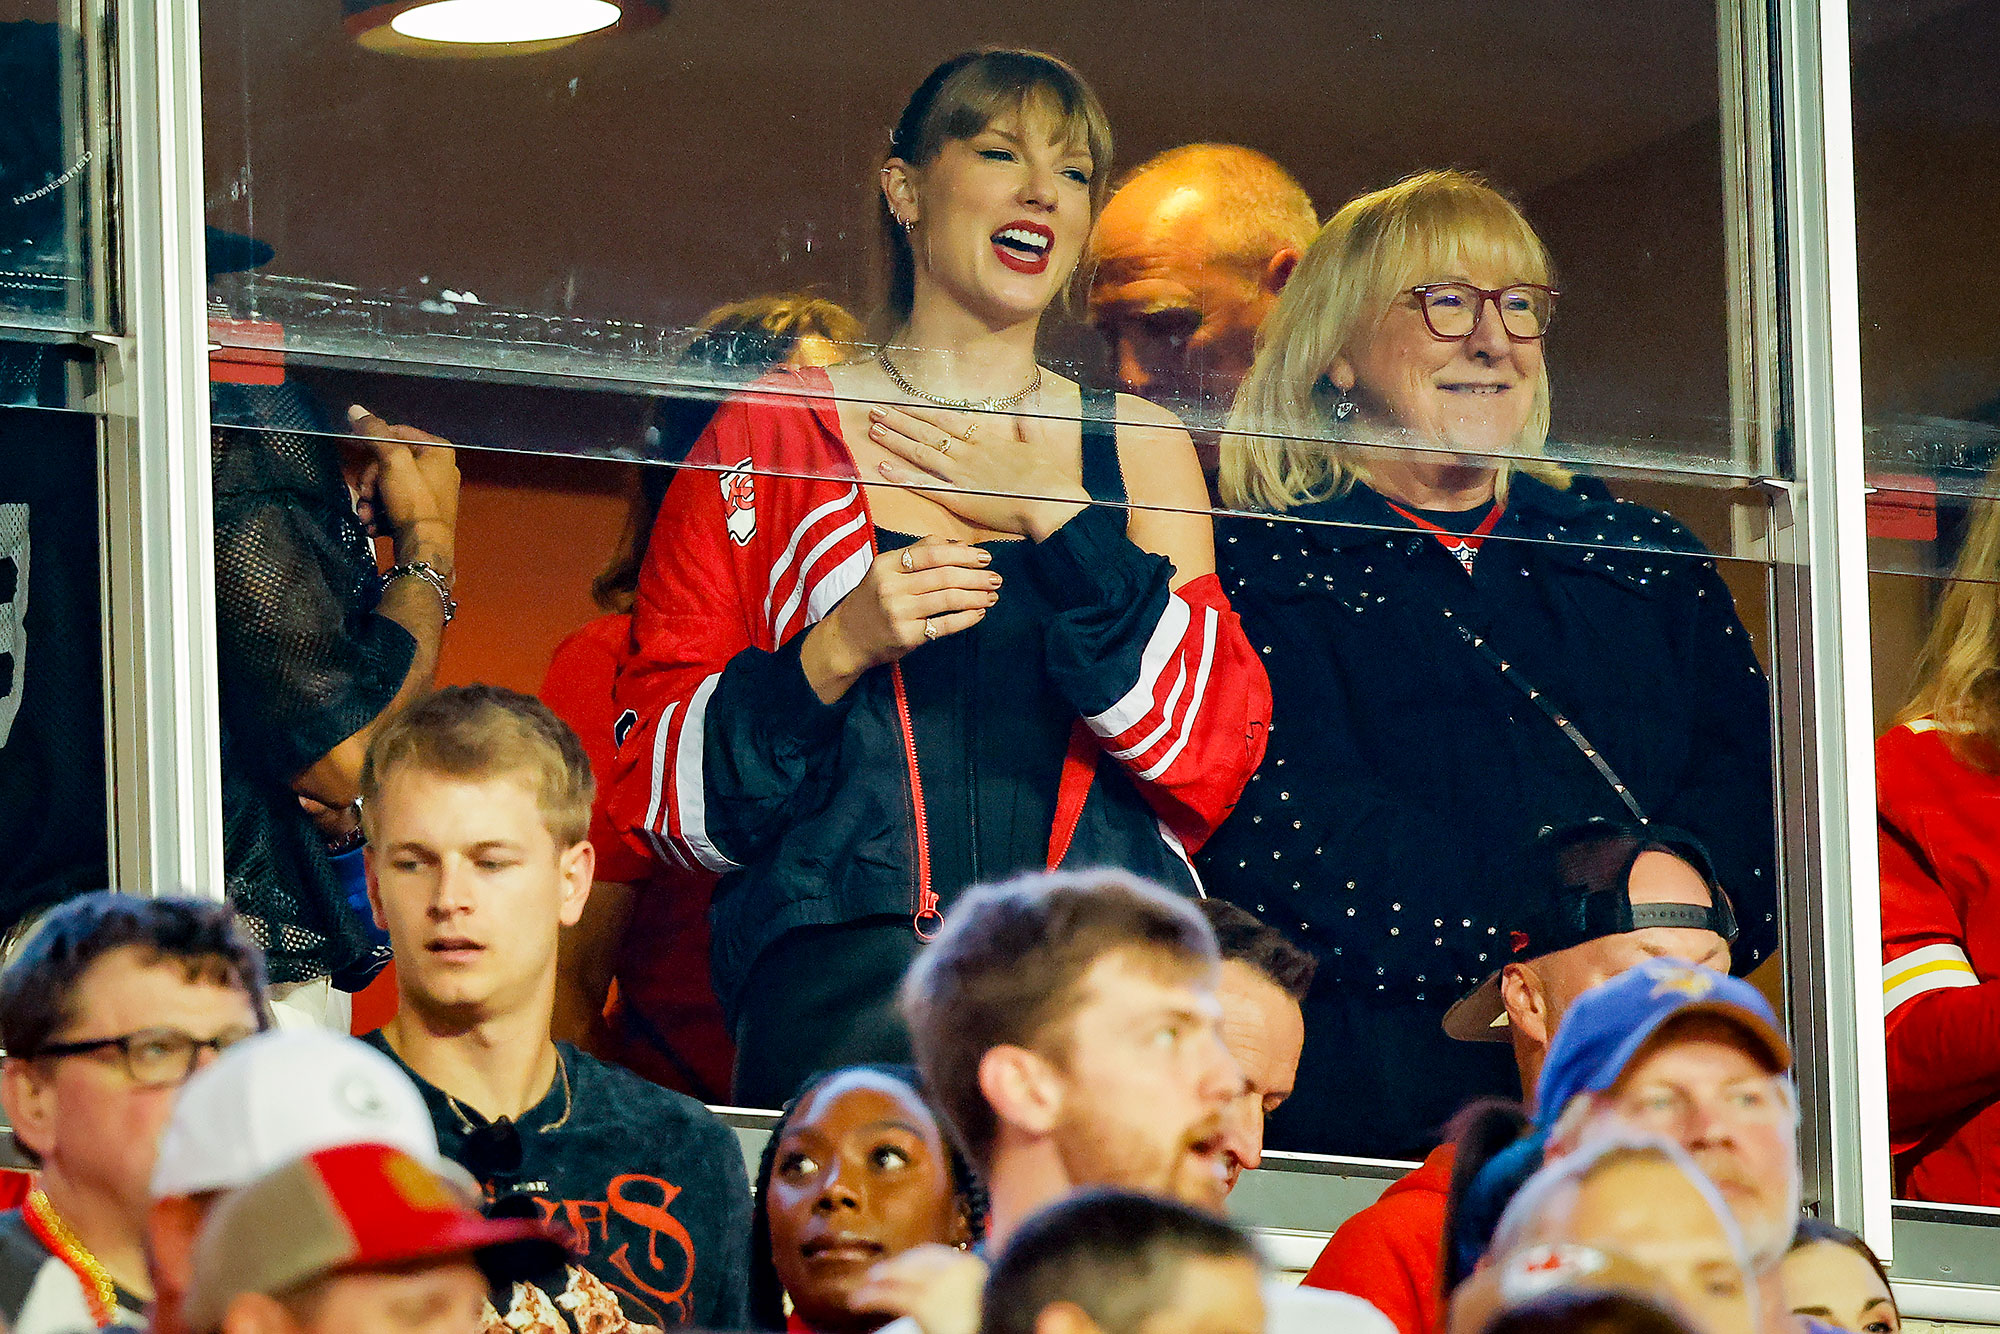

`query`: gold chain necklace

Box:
[443,1046,574,1135]
[877,351,1042,412]
[24,1189,117,1327]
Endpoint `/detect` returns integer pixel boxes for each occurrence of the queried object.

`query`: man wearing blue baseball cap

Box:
[1309,821,1739,1334]
[1456,958,1800,1333]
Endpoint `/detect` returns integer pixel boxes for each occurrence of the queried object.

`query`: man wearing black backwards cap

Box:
[1303,821,1737,1334]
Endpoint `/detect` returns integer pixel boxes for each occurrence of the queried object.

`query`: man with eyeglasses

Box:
[0,893,268,1334]
[1453,959,1804,1334]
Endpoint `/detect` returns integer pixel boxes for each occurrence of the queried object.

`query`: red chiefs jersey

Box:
[1877,720,2000,1202]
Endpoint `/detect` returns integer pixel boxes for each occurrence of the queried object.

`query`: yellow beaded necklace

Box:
[23,1188,118,1327]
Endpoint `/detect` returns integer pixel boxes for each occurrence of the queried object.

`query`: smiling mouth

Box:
[1439,382,1512,395]
[992,222,1053,274]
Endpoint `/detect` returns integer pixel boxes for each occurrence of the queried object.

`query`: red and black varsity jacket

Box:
[607,369,1270,1021]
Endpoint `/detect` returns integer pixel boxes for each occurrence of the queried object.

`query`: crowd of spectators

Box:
[4,29,1977,1334]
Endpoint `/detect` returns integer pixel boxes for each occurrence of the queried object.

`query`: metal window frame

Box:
[91,0,225,902]
[68,0,1911,1294]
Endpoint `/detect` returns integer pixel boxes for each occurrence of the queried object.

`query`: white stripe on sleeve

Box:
[674,673,741,873]
[1884,942,1979,1016]
[764,489,861,625]
[642,700,679,840]
[1086,595,1191,740]
[803,545,874,629]
[771,511,869,638]
[1133,606,1219,781]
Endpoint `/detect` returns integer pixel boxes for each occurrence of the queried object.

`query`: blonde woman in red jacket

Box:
[1879,478,2000,1202]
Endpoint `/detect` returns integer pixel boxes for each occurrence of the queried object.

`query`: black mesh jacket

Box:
[212,383,408,985]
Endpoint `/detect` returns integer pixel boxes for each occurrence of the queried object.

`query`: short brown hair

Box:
[0,892,270,1164]
[900,870,1216,1169]
[359,685,593,848]
[982,1189,1257,1334]
[1199,899,1315,1001]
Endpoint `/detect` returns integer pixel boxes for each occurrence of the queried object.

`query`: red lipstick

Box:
[992,219,1054,275]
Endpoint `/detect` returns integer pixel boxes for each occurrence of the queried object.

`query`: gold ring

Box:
[923,619,940,641]
[963,422,979,444]
[900,549,915,573]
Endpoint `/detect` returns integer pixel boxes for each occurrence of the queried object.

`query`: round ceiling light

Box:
[346,0,665,56]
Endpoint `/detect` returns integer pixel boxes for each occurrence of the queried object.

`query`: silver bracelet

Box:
[384,560,457,624]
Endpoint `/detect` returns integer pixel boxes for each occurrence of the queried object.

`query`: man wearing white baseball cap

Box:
[147,1028,458,1334]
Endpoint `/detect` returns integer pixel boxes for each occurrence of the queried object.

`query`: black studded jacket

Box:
[1197,475,1778,1005]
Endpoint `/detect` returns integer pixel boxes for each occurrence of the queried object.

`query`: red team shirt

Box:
[1877,720,2000,1203]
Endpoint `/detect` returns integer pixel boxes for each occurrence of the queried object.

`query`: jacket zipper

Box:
[891,662,942,939]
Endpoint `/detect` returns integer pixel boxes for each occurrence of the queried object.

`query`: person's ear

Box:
[221,1291,303,1334]
[1500,962,1552,1050]
[556,838,595,929]
[1263,247,1302,295]
[882,160,920,229]
[947,1197,975,1249]
[362,847,388,933]
[1035,1301,1104,1334]
[1326,354,1356,395]
[977,1044,1062,1139]
[2,1058,57,1165]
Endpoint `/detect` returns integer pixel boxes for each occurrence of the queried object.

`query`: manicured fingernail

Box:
[870,407,886,420]
[975,550,992,563]
[347,404,370,422]
[870,423,884,438]
[988,574,1002,588]
[877,462,894,476]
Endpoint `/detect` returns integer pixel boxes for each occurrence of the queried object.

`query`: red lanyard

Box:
[1385,501,1505,574]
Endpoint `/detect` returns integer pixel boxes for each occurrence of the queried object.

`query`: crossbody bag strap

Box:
[1450,617,1650,824]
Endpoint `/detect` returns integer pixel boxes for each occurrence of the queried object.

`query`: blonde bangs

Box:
[1219,169,1565,515]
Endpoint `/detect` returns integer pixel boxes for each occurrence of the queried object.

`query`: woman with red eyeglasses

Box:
[1200,170,1777,1165]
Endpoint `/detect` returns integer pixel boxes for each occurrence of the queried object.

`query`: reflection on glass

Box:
[1201,171,1777,1159]
[540,293,860,1101]
[601,49,1265,1108]
[202,0,1743,468]
[210,296,459,992]
[0,15,101,331]
[1087,145,1320,474]
[1853,0,2000,489]
[0,339,107,934]
[1876,463,2000,1207]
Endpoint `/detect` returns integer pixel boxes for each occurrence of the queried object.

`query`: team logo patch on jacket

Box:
[720,465,756,546]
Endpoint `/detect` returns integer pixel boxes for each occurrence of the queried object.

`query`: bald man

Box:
[1088,144,1317,463]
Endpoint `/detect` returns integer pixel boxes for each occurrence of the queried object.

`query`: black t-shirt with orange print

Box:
[363,1032,752,1333]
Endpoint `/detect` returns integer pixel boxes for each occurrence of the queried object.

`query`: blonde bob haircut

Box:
[878,48,1113,331]
[1899,461,2000,768]
[1219,169,1569,514]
